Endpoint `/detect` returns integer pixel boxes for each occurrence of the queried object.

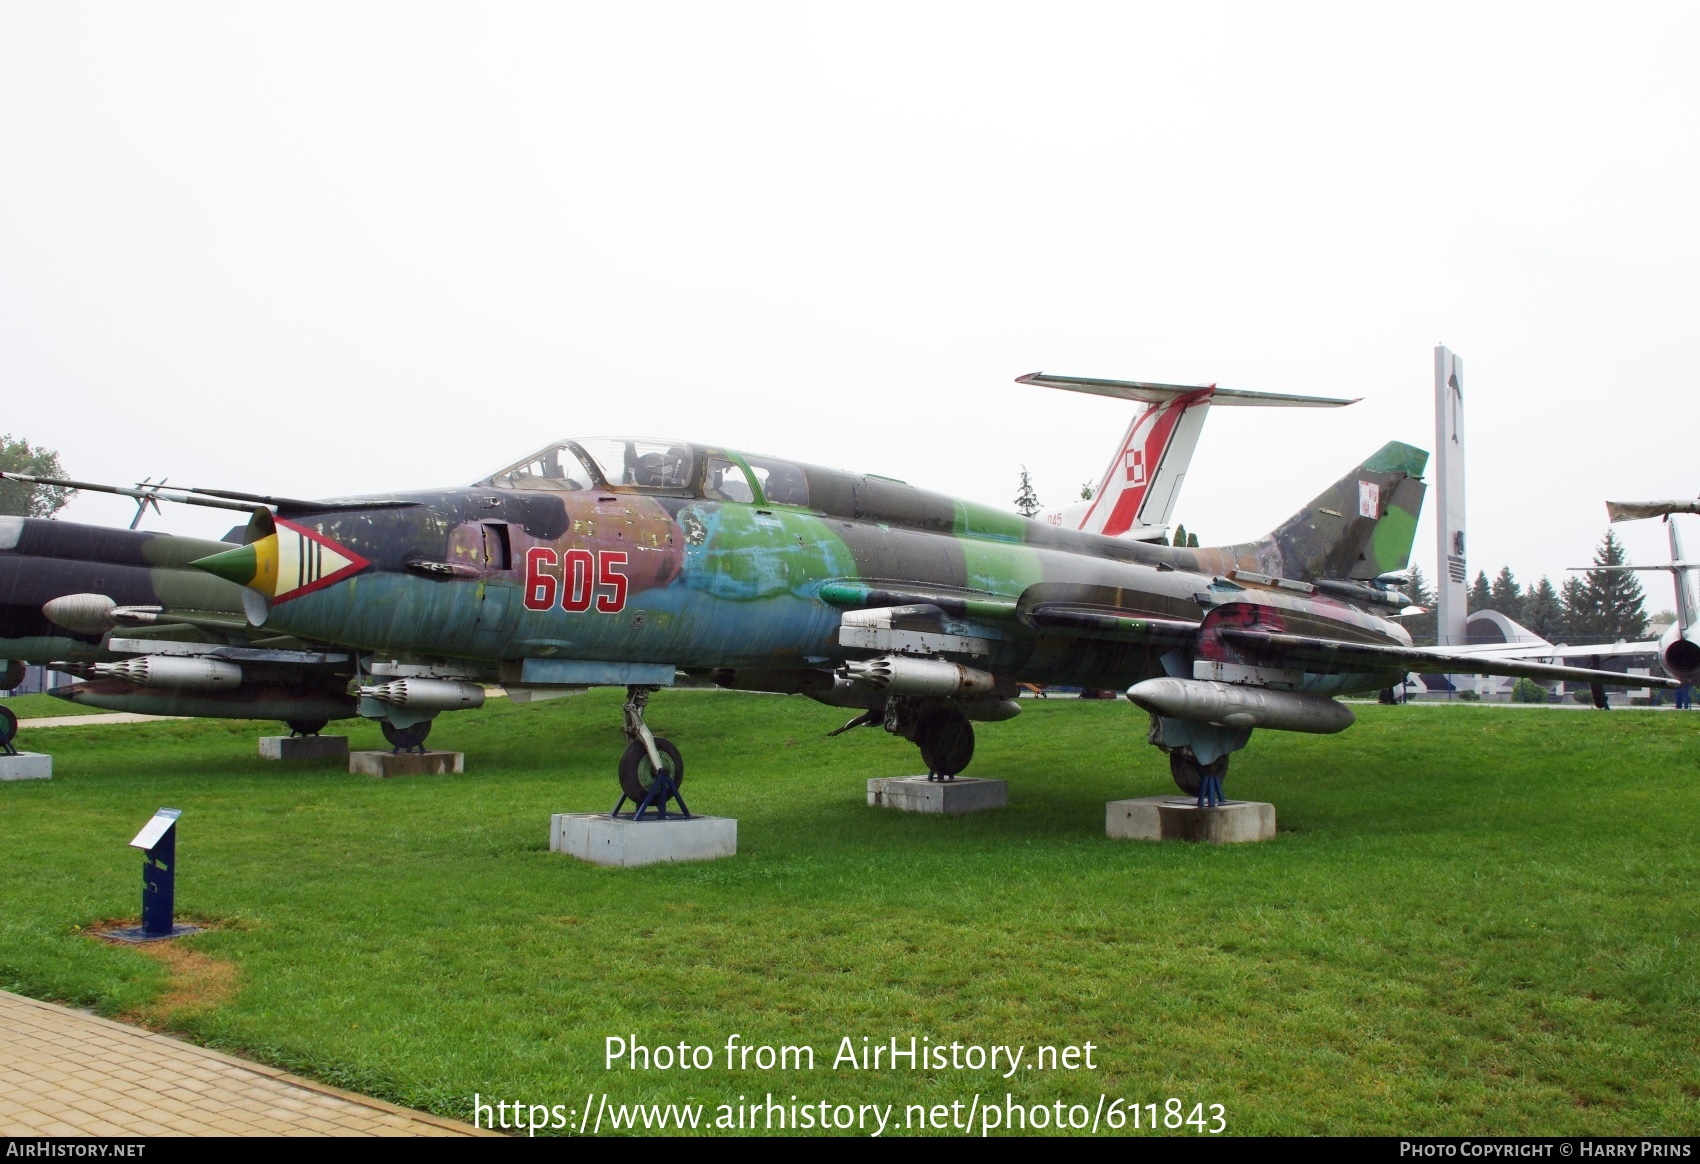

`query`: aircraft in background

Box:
[1420,510,1700,702]
[1592,505,1700,688]
[1025,373,1358,542]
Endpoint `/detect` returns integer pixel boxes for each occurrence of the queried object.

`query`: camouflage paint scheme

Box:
[201,439,1431,697]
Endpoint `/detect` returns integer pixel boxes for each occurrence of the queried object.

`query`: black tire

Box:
[916,708,974,777]
[1,660,24,692]
[1169,750,1228,796]
[286,718,329,737]
[380,720,432,750]
[618,737,684,803]
[0,705,15,748]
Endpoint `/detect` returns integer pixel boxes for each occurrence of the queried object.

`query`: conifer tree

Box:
[1172,523,1188,548]
[1013,466,1041,518]
[1186,531,1199,548]
[1489,566,1525,623]
[1524,576,1565,641]
[1582,529,1648,641]
[1079,481,1095,501]
[1403,565,1437,646]
[1468,571,1491,614]
[1559,575,1592,641]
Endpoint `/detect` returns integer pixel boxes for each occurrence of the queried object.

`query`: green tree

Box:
[0,435,74,518]
[1582,528,1648,642]
[1402,564,1437,646]
[1013,466,1041,518]
[1489,566,1524,624]
[1468,570,1491,614]
[1558,575,1592,641]
[1079,481,1095,501]
[1171,523,1188,548]
[1186,531,1199,548]
[1524,576,1565,642]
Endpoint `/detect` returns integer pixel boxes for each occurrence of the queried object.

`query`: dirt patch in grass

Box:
[85,919,239,1028]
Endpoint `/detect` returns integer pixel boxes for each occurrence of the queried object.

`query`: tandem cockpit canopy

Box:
[484,439,697,493]
[484,439,812,506]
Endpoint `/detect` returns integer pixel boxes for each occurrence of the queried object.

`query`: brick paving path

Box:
[0,990,488,1136]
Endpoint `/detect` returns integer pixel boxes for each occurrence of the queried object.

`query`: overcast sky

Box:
[3,3,1696,610]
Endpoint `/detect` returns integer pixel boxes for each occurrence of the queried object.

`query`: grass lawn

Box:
[1,692,1696,1136]
[3,693,107,719]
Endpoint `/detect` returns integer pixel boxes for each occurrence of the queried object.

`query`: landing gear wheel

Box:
[1169,750,1227,797]
[618,737,684,803]
[0,705,16,754]
[916,708,974,778]
[286,718,328,737]
[381,720,432,751]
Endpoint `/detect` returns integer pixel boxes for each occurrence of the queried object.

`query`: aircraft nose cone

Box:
[191,537,276,597]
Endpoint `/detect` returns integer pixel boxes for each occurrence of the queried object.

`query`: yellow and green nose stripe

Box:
[192,518,369,603]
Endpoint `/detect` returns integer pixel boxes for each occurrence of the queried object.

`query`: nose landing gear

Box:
[613,685,690,819]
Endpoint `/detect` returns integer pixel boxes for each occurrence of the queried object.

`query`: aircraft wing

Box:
[820,581,1203,647]
[1432,638,1659,662]
[1018,603,1200,646]
[1218,629,1681,688]
[1015,372,1359,408]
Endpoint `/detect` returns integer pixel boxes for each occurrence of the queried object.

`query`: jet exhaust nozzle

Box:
[357,678,486,711]
[841,655,999,697]
[90,655,244,690]
[41,593,118,635]
[1126,677,1355,734]
[1660,623,1700,685]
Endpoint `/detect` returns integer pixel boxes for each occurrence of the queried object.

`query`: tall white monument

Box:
[1434,345,1467,648]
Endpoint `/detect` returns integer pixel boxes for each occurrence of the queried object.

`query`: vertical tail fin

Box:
[1225,441,1429,583]
[1669,518,1698,635]
[1074,391,1214,537]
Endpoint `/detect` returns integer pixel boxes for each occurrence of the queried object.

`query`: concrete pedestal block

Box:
[550,813,737,867]
[258,735,349,761]
[0,753,51,781]
[349,750,465,778]
[867,775,1008,814]
[1106,796,1275,844]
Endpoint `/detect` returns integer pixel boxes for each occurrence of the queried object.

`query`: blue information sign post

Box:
[105,809,200,943]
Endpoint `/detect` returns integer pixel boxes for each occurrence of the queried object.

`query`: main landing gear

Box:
[832,697,976,780]
[1167,749,1228,798]
[380,719,432,753]
[613,685,690,819]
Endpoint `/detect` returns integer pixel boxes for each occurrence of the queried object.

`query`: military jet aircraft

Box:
[15,431,1648,805]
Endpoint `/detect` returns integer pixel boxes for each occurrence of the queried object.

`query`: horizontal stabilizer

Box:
[1016,372,1359,408]
[1219,628,1680,688]
[1607,499,1700,523]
